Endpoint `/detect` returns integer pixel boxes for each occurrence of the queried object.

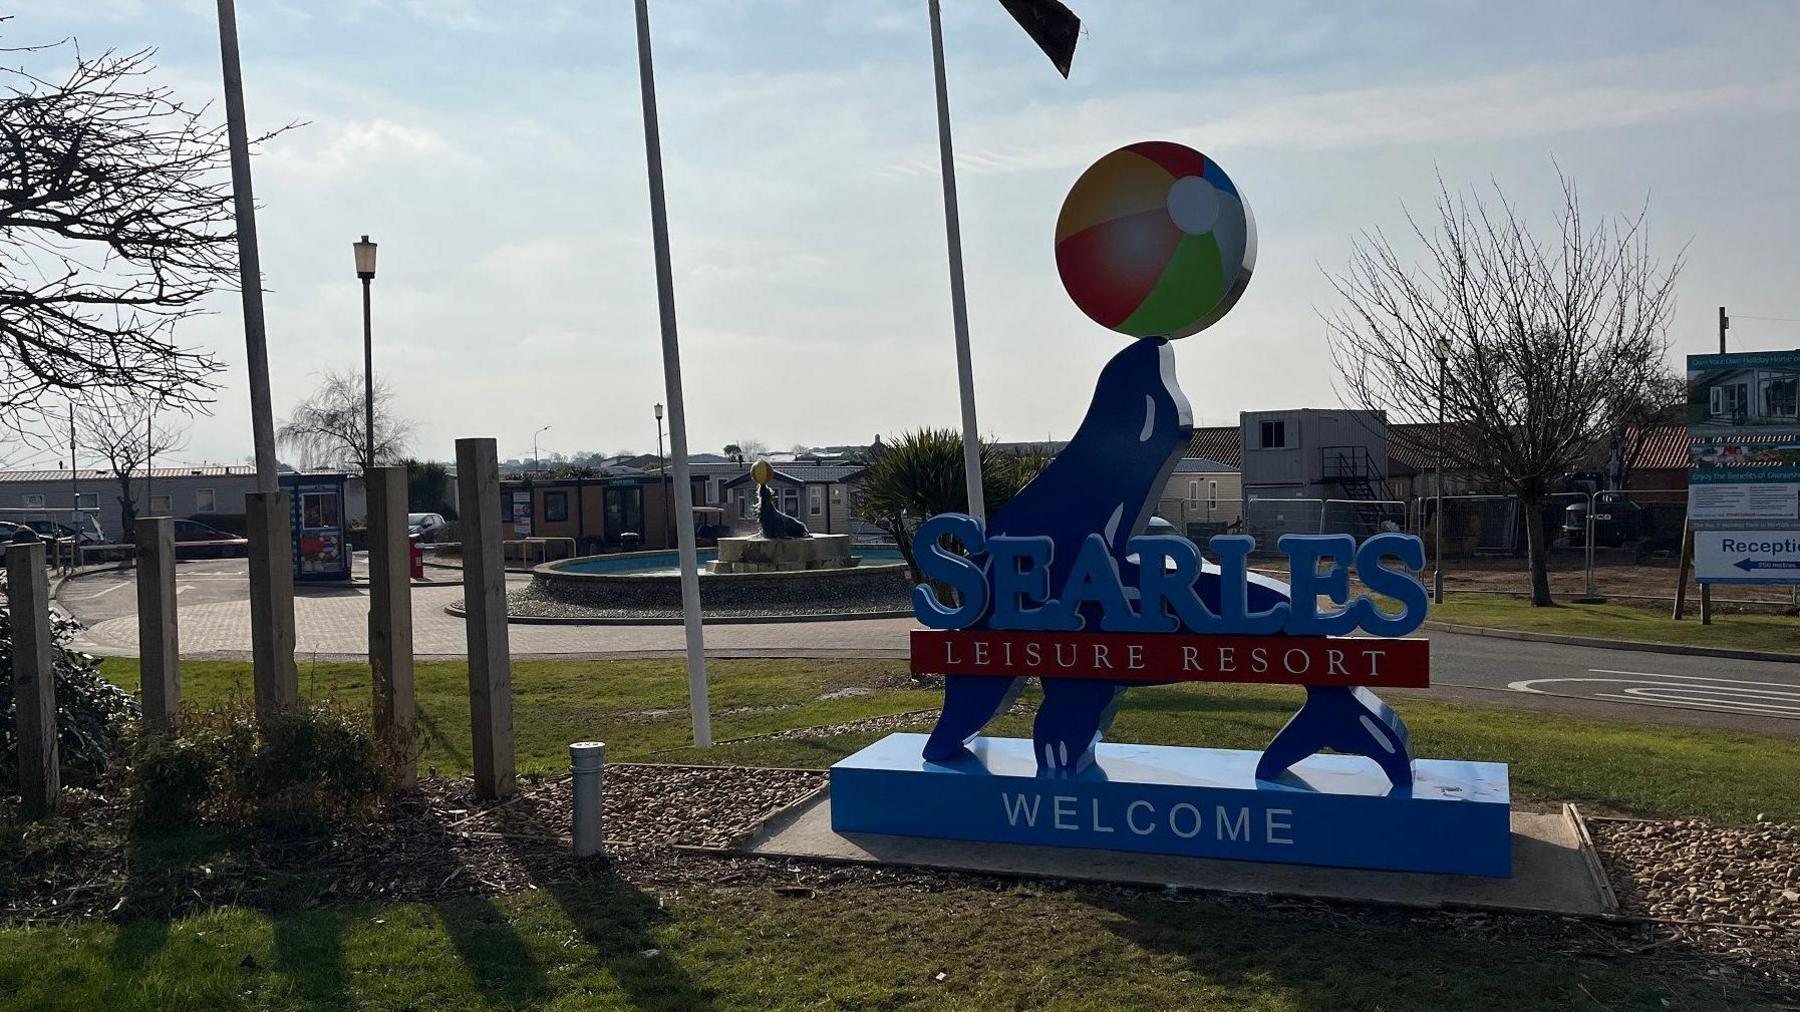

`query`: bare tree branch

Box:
[73,389,188,535]
[1323,171,1683,605]
[0,35,292,432]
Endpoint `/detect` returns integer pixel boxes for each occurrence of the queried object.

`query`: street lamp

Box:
[353,234,378,470]
[1432,336,1451,604]
[533,424,552,472]
[655,403,672,545]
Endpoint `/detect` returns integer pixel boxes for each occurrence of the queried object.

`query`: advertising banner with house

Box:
[1687,352,1800,584]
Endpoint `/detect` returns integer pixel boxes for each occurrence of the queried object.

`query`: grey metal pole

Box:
[634,0,712,748]
[1433,356,1445,604]
[214,0,279,491]
[362,276,375,470]
[570,741,605,857]
[927,0,986,523]
[1584,490,1599,601]
[657,413,672,546]
[68,402,78,573]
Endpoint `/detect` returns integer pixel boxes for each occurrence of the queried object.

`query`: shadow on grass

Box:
[104,822,232,973]
[437,895,552,1008]
[415,708,471,772]
[1083,887,1760,1010]
[271,907,352,1010]
[499,793,717,1011]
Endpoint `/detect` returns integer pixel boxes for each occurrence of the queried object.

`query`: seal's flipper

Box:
[1033,678,1126,772]
[1255,685,1414,788]
[922,675,1025,762]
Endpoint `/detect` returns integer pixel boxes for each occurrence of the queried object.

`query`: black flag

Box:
[998,0,1081,78]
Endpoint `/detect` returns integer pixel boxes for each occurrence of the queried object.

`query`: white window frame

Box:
[196,487,217,513]
[21,493,44,509]
[808,485,823,516]
[149,494,172,514]
[1187,479,1200,504]
[76,492,98,511]
[1208,480,1219,509]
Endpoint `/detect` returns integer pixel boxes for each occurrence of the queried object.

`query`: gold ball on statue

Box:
[750,459,772,485]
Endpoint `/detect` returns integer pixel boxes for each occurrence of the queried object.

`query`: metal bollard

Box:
[570,741,606,857]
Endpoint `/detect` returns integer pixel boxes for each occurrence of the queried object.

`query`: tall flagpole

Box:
[216,0,298,718]
[215,0,278,491]
[633,0,712,748]
[927,0,986,522]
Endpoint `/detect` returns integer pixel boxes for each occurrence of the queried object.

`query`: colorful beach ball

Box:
[1055,141,1255,339]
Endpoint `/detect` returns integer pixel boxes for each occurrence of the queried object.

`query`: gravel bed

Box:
[730,709,938,743]
[1594,817,1800,929]
[0,765,824,923]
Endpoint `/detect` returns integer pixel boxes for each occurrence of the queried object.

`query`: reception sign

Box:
[1695,529,1800,585]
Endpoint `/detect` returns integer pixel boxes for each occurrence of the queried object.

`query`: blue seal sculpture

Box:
[827,141,1512,878]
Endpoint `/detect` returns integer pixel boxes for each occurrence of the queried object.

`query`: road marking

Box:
[68,580,133,599]
[1508,672,1800,720]
[1586,668,1800,690]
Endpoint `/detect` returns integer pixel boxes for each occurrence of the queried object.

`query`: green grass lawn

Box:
[97,655,1800,825]
[1431,594,1800,653]
[13,656,1789,1009]
[97,656,942,774]
[0,875,1757,1011]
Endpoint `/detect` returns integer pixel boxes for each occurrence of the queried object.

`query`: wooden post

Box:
[366,465,415,788]
[456,438,515,799]
[6,540,61,817]
[245,491,298,719]
[1672,521,1693,620]
[135,518,181,735]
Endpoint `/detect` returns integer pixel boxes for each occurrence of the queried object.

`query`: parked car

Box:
[22,517,107,545]
[407,512,448,541]
[172,518,250,558]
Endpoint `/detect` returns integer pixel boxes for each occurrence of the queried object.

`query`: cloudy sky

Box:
[14,1,1800,467]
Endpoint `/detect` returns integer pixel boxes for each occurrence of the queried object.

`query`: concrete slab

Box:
[742,792,1615,917]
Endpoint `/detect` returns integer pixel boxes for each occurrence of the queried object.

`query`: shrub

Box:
[1,579,140,787]
[128,700,393,835]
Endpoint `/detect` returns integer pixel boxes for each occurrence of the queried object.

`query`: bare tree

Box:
[733,438,770,460]
[277,369,413,471]
[1325,174,1682,606]
[0,37,258,431]
[74,391,188,537]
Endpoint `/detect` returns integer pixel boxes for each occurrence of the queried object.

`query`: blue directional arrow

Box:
[1734,558,1800,572]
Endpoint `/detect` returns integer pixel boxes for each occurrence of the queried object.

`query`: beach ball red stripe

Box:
[1121,140,1208,179]
[1054,207,1184,329]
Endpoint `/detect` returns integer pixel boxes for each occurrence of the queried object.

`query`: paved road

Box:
[55,559,1800,735]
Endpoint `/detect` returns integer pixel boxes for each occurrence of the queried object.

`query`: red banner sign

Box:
[910,630,1429,689]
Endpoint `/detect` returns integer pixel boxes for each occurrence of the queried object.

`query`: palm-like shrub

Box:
[856,428,1040,582]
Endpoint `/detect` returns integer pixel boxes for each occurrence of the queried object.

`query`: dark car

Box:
[172,519,250,558]
[407,512,448,541]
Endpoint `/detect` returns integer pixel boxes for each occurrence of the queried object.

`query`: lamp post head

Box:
[654,402,664,421]
[354,234,378,280]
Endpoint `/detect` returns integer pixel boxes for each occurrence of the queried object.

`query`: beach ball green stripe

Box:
[1119,232,1226,337]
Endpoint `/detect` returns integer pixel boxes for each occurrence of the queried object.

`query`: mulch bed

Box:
[4,768,1798,1000]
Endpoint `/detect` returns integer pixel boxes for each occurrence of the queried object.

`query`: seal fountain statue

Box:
[711,460,858,573]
